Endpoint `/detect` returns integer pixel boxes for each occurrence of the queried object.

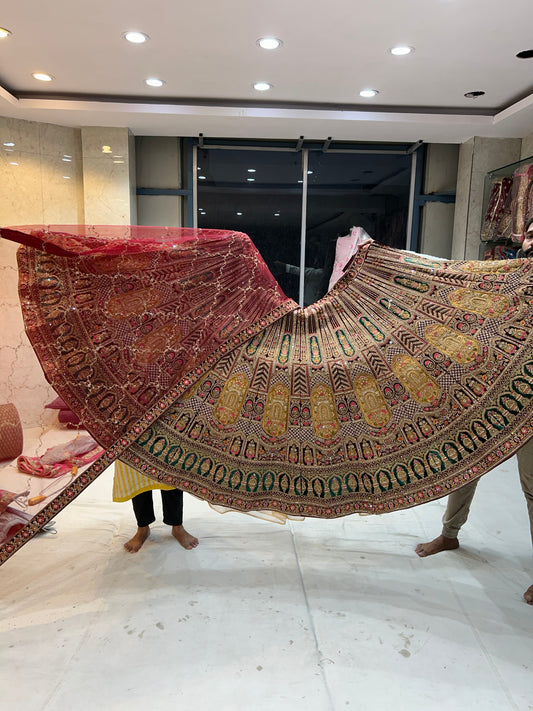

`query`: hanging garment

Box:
[481,177,514,243]
[1,224,533,564]
[328,226,372,290]
[511,163,533,242]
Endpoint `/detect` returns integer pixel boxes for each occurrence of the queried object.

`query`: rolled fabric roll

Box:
[0,404,23,461]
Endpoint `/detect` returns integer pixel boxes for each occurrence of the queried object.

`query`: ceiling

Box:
[1,0,533,144]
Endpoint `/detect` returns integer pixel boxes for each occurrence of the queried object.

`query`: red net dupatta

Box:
[4,225,296,448]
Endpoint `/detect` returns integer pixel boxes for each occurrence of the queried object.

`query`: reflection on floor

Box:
[1,442,532,710]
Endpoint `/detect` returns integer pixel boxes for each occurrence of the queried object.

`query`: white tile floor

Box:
[1,444,533,711]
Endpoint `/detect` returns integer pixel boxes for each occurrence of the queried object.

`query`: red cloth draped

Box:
[4,225,296,448]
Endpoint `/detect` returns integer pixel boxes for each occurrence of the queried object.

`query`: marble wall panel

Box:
[0,117,86,426]
[0,148,44,225]
[452,137,521,261]
[81,127,134,225]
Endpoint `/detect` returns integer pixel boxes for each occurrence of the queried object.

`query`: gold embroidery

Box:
[425,324,479,363]
[214,373,249,425]
[263,383,289,437]
[106,287,163,318]
[392,355,439,404]
[353,373,391,428]
[133,322,182,365]
[461,260,521,274]
[311,383,340,439]
[449,288,510,317]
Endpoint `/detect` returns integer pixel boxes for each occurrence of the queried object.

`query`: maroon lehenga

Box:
[1,224,533,565]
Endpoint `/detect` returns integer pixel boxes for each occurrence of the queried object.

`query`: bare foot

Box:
[524,584,533,605]
[415,535,459,558]
[172,525,199,550]
[124,526,150,553]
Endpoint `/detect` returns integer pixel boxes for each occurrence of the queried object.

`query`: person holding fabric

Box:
[415,216,533,606]
[114,459,198,553]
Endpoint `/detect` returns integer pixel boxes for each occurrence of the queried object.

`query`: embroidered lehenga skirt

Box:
[1,224,533,564]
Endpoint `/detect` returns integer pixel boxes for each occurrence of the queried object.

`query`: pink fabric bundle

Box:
[17,435,104,478]
[45,396,80,426]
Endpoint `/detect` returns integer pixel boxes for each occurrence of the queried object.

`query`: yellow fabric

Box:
[112,459,174,502]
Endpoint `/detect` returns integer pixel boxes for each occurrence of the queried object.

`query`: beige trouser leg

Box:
[441,480,479,539]
[441,438,533,547]
[516,437,533,549]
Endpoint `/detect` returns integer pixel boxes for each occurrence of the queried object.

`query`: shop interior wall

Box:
[0,117,134,427]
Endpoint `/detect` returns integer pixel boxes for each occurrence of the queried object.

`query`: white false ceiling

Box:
[1,0,533,143]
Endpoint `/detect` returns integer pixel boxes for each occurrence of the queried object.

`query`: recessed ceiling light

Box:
[274,212,280,216]
[236,212,243,216]
[3,141,15,147]
[0,28,11,39]
[248,168,256,172]
[62,157,72,162]
[390,45,414,56]
[145,78,165,87]
[123,31,149,44]
[516,49,533,59]
[464,90,485,98]
[198,175,206,180]
[360,88,379,98]
[254,82,272,91]
[9,161,18,166]
[257,37,282,50]
[247,178,255,182]
[32,72,53,82]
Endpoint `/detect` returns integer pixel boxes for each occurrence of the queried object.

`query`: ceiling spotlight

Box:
[516,49,533,59]
[360,88,379,98]
[236,212,243,216]
[254,82,272,91]
[257,37,282,50]
[464,90,485,98]
[3,141,15,147]
[32,72,53,82]
[247,178,255,182]
[390,45,414,56]
[247,168,256,172]
[0,27,11,39]
[123,31,149,44]
[145,78,165,87]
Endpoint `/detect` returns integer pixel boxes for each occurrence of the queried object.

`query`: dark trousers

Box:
[131,488,183,528]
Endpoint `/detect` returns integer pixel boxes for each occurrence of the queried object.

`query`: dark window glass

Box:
[304,151,412,305]
[197,149,303,303]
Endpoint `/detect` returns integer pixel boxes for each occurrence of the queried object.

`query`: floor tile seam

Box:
[289,521,337,711]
